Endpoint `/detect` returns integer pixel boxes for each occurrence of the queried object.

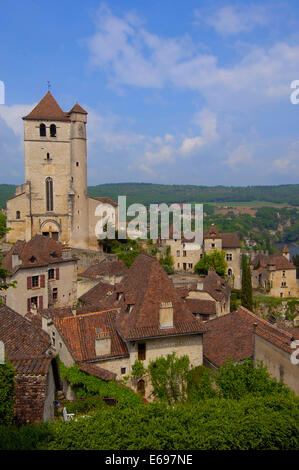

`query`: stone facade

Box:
[162,226,241,289]
[6,92,117,251]
[255,333,299,395]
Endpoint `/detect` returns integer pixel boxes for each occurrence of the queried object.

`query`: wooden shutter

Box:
[40,274,45,288]
[27,298,31,312]
[27,276,32,290]
[39,296,43,310]
[56,268,60,280]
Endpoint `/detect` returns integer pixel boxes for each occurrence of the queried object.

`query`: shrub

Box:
[0,359,15,425]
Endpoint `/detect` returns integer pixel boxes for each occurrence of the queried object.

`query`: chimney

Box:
[159,301,173,329]
[11,250,22,269]
[62,247,73,260]
[95,328,111,356]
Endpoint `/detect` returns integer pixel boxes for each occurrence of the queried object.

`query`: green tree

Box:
[0,359,15,425]
[215,359,291,400]
[131,360,146,381]
[241,254,253,310]
[159,246,174,274]
[148,353,190,404]
[194,249,227,276]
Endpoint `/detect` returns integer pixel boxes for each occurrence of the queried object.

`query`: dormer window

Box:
[50,124,56,137]
[50,250,58,258]
[126,304,133,314]
[40,123,46,137]
[29,255,36,263]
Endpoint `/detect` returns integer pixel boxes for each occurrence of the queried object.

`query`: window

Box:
[40,123,46,137]
[30,296,38,308]
[76,162,79,167]
[48,268,55,280]
[53,288,58,301]
[32,276,39,288]
[46,152,50,160]
[121,367,126,375]
[282,271,286,278]
[200,253,203,259]
[52,331,55,347]
[226,253,232,261]
[16,210,20,219]
[138,343,146,361]
[183,250,187,257]
[188,263,193,268]
[50,124,56,137]
[177,263,180,268]
[176,250,180,257]
[46,177,53,211]
[228,268,233,277]
[281,281,287,288]
[211,243,215,248]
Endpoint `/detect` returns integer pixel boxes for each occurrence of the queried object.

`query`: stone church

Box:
[6,92,116,250]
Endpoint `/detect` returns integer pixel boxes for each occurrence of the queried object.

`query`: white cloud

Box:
[195,5,267,36]
[225,144,254,170]
[0,103,35,137]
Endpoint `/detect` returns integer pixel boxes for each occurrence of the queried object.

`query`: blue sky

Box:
[0,0,299,186]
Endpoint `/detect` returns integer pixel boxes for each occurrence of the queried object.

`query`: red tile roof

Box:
[54,309,129,362]
[204,306,296,368]
[0,305,50,360]
[88,196,118,207]
[23,92,70,121]
[202,269,231,302]
[185,299,216,315]
[2,235,77,274]
[115,254,207,340]
[78,362,116,381]
[69,103,88,114]
[12,357,51,376]
[79,281,116,306]
[79,259,128,280]
[252,253,295,271]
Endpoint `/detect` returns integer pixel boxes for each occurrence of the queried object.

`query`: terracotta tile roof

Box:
[220,232,240,248]
[88,196,118,207]
[69,103,87,114]
[281,245,290,254]
[252,253,295,271]
[79,259,128,279]
[79,281,116,305]
[0,305,50,360]
[23,92,71,121]
[2,235,77,274]
[78,362,116,381]
[204,225,221,239]
[115,254,207,340]
[54,309,129,362]
[204,306,296,368]
[11,357,51,376]
[175,287,190,299]
[185,299,216,315]
[202,270,231,302]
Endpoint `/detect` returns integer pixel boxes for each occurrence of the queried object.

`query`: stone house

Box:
[41,253,207,399]
[175,269,231,318]
[5,91,117,250]
[0,304,60,423]
[203,306,299,395]
[162,225,241,289]
[77,258,128,298]
[251,246,298,298]
[1,234,78,315]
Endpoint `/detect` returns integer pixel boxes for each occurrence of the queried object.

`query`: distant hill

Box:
[1,183,298,209]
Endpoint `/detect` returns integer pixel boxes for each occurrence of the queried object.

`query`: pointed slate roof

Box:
[23,91,70,121]
[281,245,290,254]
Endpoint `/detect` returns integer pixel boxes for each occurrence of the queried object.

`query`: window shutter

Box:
[40,274,45,288]
[27,276,32,290]
[56,268,60,280]
[27,298,31,312]
[39,296,43,310]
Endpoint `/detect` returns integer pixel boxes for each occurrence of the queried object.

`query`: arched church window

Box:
[50,124,56,137]
[40,123,46,137]
[46,177,54,211]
